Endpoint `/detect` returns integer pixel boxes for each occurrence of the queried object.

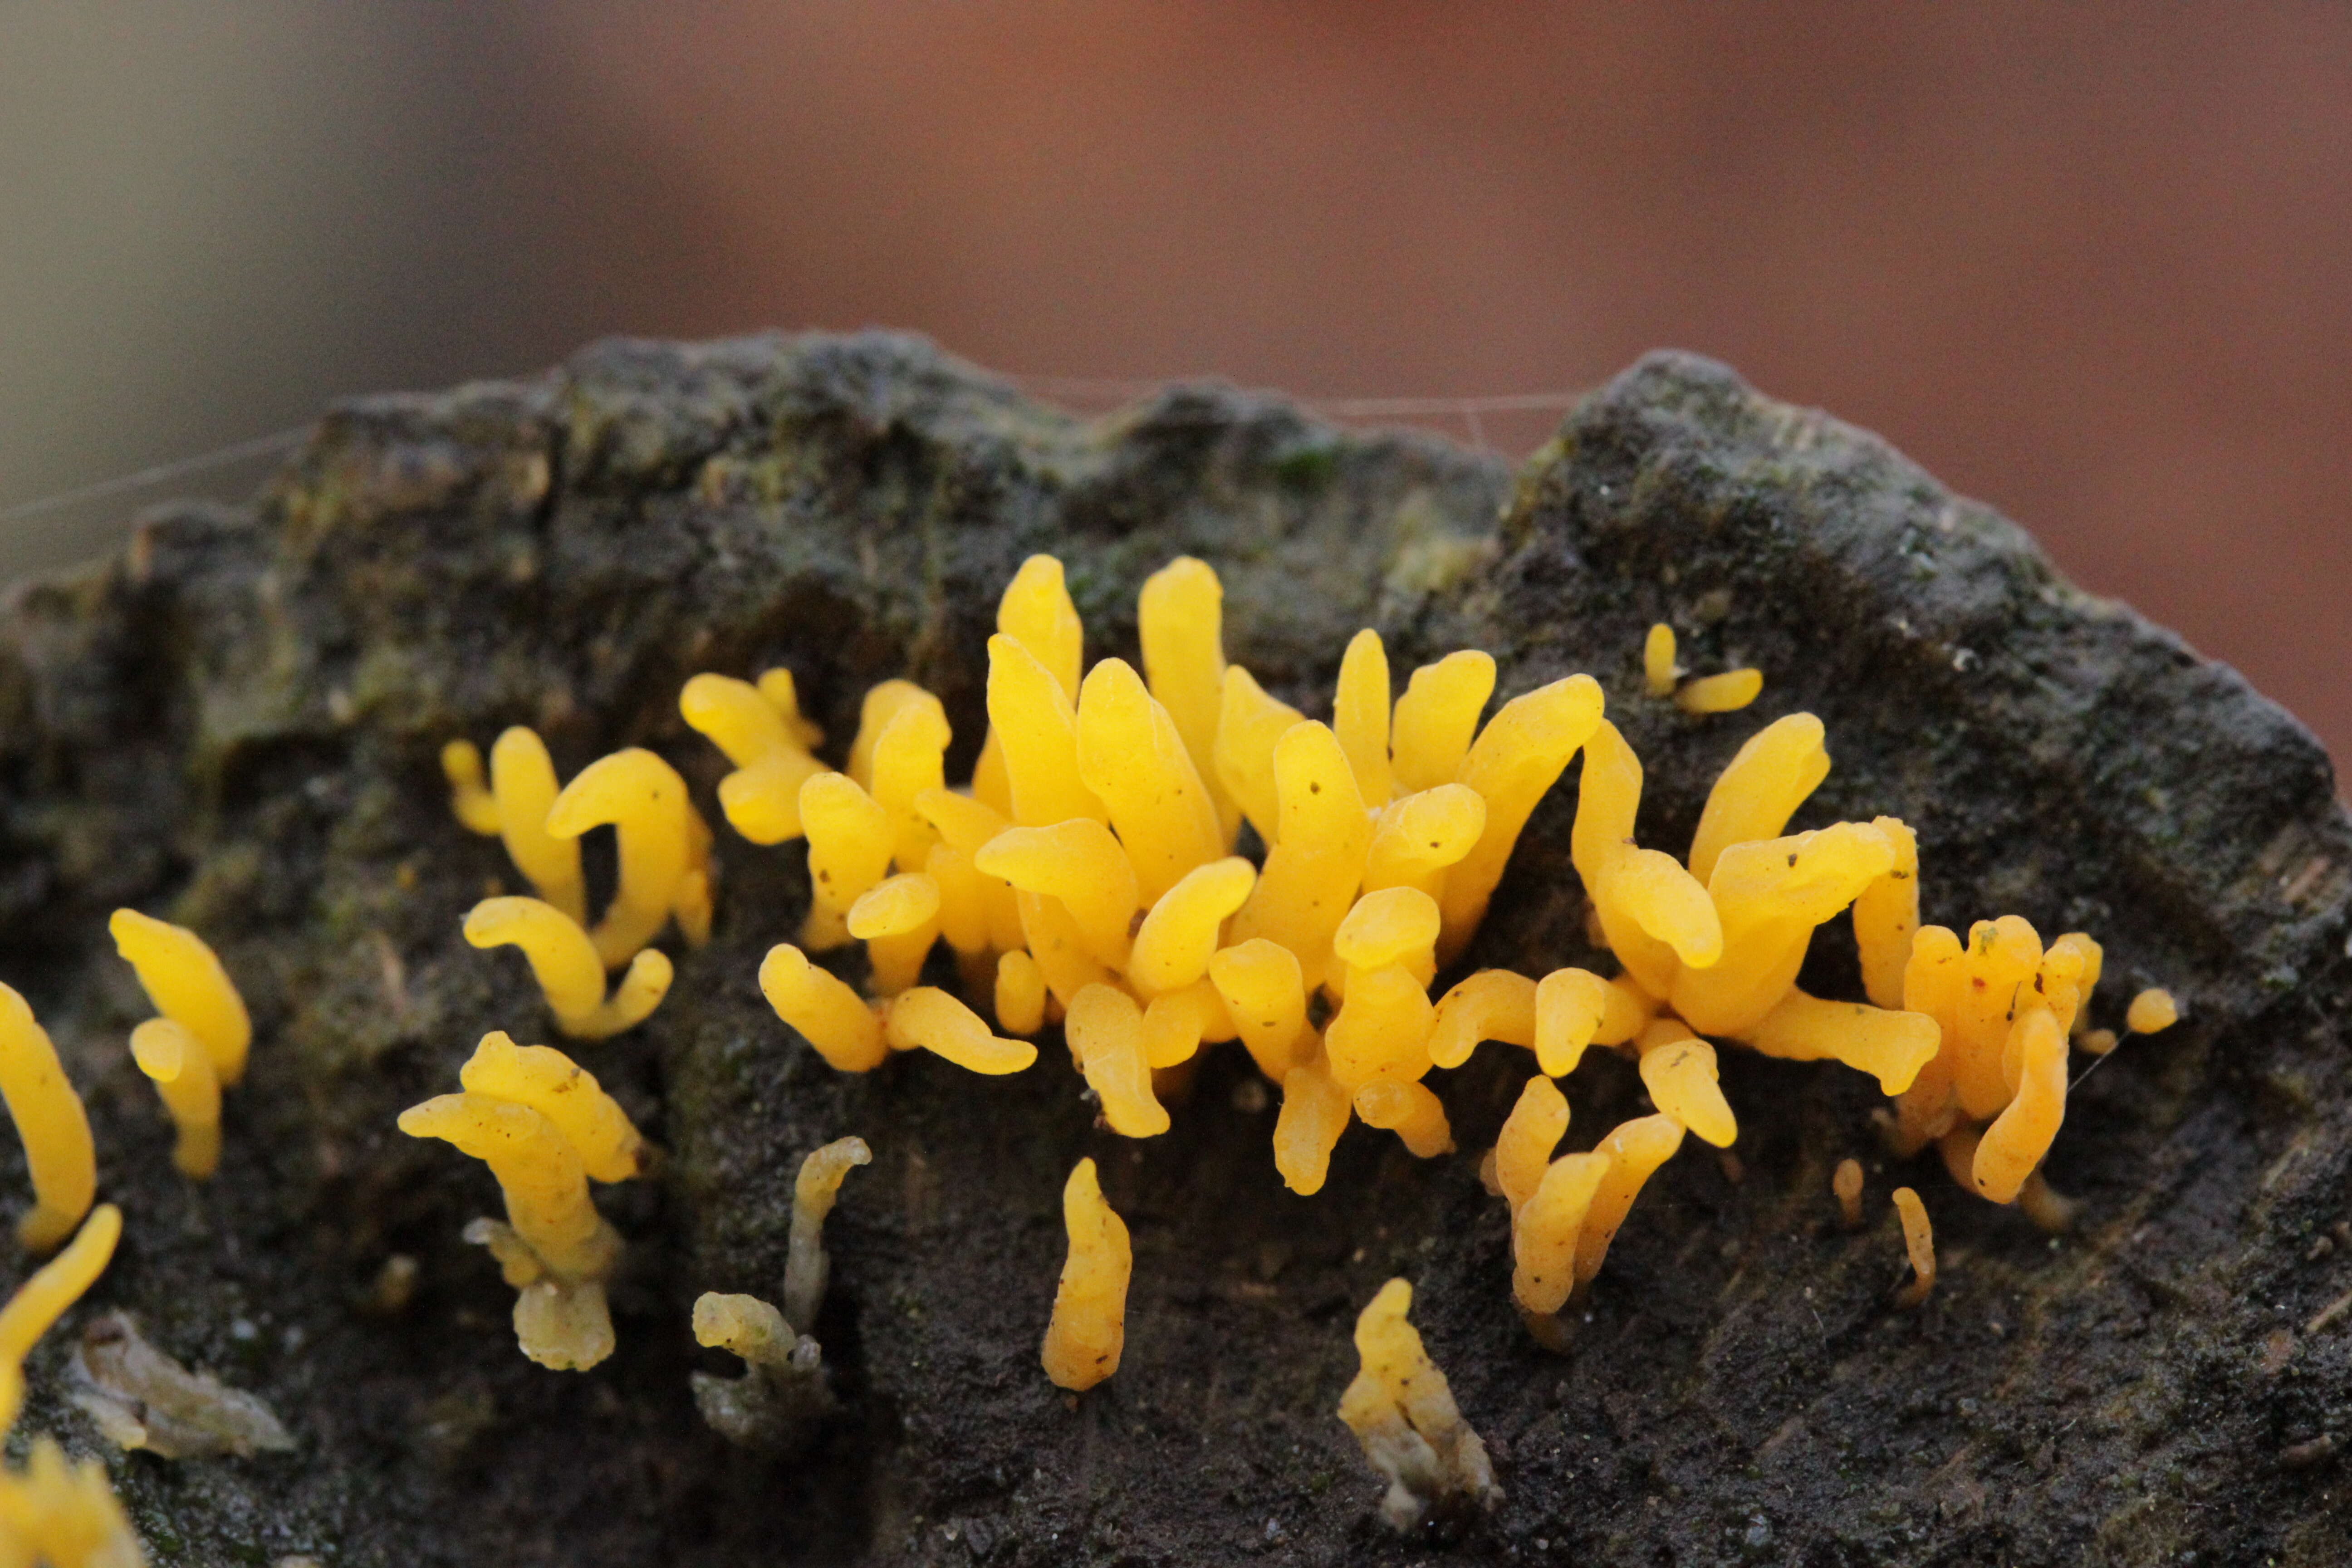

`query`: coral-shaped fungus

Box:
[0,1203,146,1566]
[108,910,251,1181]
[0,983,96,1254]
[397,1032,647,1370]
[1337,1278,1499,1531]
[690,1136,868,1451]
[446,727,710,1038]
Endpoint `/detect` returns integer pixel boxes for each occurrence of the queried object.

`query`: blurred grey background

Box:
[4,5,2348,764]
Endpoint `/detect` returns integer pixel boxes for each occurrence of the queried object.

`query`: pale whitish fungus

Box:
[1336,1279,1500,1530]
[69,1312,293,1460]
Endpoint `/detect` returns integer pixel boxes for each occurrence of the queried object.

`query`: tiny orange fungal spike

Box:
[464,896,672,1039]
[1891,1186,1936,1307]
[1833,1157,1865,1228]
[0,983,96,1254]
[1642,623,1679,698]
[108,908,251,1085]
[131,1019,220,1180]
[882,987,1037,1076]
[2127,988,2179,1035]
[1040,1158,1130,1391]
[760,945,889,1072]
[1428,970,1537,1071]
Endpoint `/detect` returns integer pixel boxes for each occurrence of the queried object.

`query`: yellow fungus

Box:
[1142,979,1229,1068]
[755,666,827,748]
[1333,629,1395,805]
[1209,938,1312,1080]
[1891,1186,1936,1307]
[997,555,1085,698]
[924,843,994,977]
[1573,1113,1686,1291]
[1331,887,1441,996]
[1833,1157,1864,1228]
[914,786,1027,952]
[785,1136,871,1332]
[399,1037,641,1369]
[1950,915,2042,1120]
[129,1020,219,1180]
[1040,1158,1129,1391]
[471,727,592,924]
[1494,1075,1569,1213]
[107,909,250,1087]
[1427,970,1536,1071]
[994,950,1049,1037]
[1273,1054,1351,1195]
[975,819,1138,969]
[798,771,895,951]
[1890,924,1965,1152]
[1642,623,1679,698]
[457,1031,647,1183]
[1568,721,1721,994]
[1738,988,1940,1096]
[1076,658,1224,902]
[1390,650,1496,795]
[1065,985,1170,1137]
[1636,1020,1738,1148]
[1323,965,1436,1093]
[1137,556,1237,843]
[1513,1152,1612,1318]
[544,747,699,966]
[847,872,941,994]
[0,984,96,1254]
[441,738,504,835]
[1211,666,1307,847]
[1440,675,1607,960]
[759,945,889,1073]
[844,679,931,793]
[881,986,1037,1076]
[1353,1080,1454,1158]
[986,634,1108,829]
[1675,669,1764,714]
[1127,858,1255,998]
[2019,1170,2079,1235]
[1336,1278,1500,1530]
[689,1290,830,1450]
[464,897,672,1039]
[1851,816,1920,1010]
[868,692,951,872]
[1226,722,1370,995]
[0,1203,121,1429]
[1014,890,1117,1007]
[2078,1026,2119,1057]
[1972,1008,2066,1204]
[2035,934,2095,1040]
[680,672,828,845]
[1671,821,1893,1036]
[2127,987,2179,1034]
[1685,713,1830,885]
[1532,967,1612,1078]
[1362,784,1487,897]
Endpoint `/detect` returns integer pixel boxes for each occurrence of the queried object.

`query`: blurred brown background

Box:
[3,4,2347,766]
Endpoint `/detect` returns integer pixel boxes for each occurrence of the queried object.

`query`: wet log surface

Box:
[0,335,2347,1564]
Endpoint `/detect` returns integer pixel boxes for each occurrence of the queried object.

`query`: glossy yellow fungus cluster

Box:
[1040,1158,1130,1392]
[1336,1278,1499,1531]
[0,1204,144,1566]
[397,1033,646,1370]
[445,728,710,1037]
[109,911,251,1181]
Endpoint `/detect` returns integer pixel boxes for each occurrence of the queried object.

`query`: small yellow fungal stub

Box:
[131,1019,220,1180]
[1065,985,1170,1137]
[868,693,952,872]
[847,872,941,994]
[760,945,889,1072]
[1738,989,1941,1097]
[1212,667,1308,849]
[1427,970,1536,1071]
[1574,1113,1686,1291]
[1891,1186,1936,1307]
[882,988,1038,1077]
[0,983,97,1254]
[465,896,673,1039]
[458,1031,648,1183]
[1636,1023,1738,1149]
[1494,1075,1569,1214]
[1209,938,1311,1082]
[680,672,828,845]
[1513,1152,1612,1318]
[987,634,1109,830]
[1331,887,1441,995]
[1336,1278,1500,1531]
[544,747,700,967]
[1390,651,1496,796]
[1972,1008,2066,1204]
[442,738,503,835]
[1323,965,1436,1093]
[1353,1079,1454,1159]
[1040,1158,1130,1392]
[799,771,896,951]
[1441,676,1607,960]
[1642,623,1679,698]
[2126,988,2180,1035]
[108,908,251,1086]
[0,1202,121,1431]
[1362,783,1486,898]
[1851,816,1920,1011]
[1685,712,1830,885]
[785,1136,871,1332]
[1533,967,1611,1078]
[1673,668,1763,714]
[1273,1055,1351,1196]
[1333,629,1395,806]
[994,951,1049,1037]
[1833,1157,1865,1228]
[1127,858,1255,999]
[1951,915,2042,1120]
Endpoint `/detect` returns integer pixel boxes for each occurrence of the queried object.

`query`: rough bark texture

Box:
[0,333,2347,1565]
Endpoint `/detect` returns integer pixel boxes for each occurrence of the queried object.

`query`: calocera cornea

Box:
[1336,1278,1500,1530]
[0,985,97,1252]
[1040,1158,1130,1392]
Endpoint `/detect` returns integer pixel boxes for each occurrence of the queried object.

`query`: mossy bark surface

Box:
[0,335,2347,1564]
